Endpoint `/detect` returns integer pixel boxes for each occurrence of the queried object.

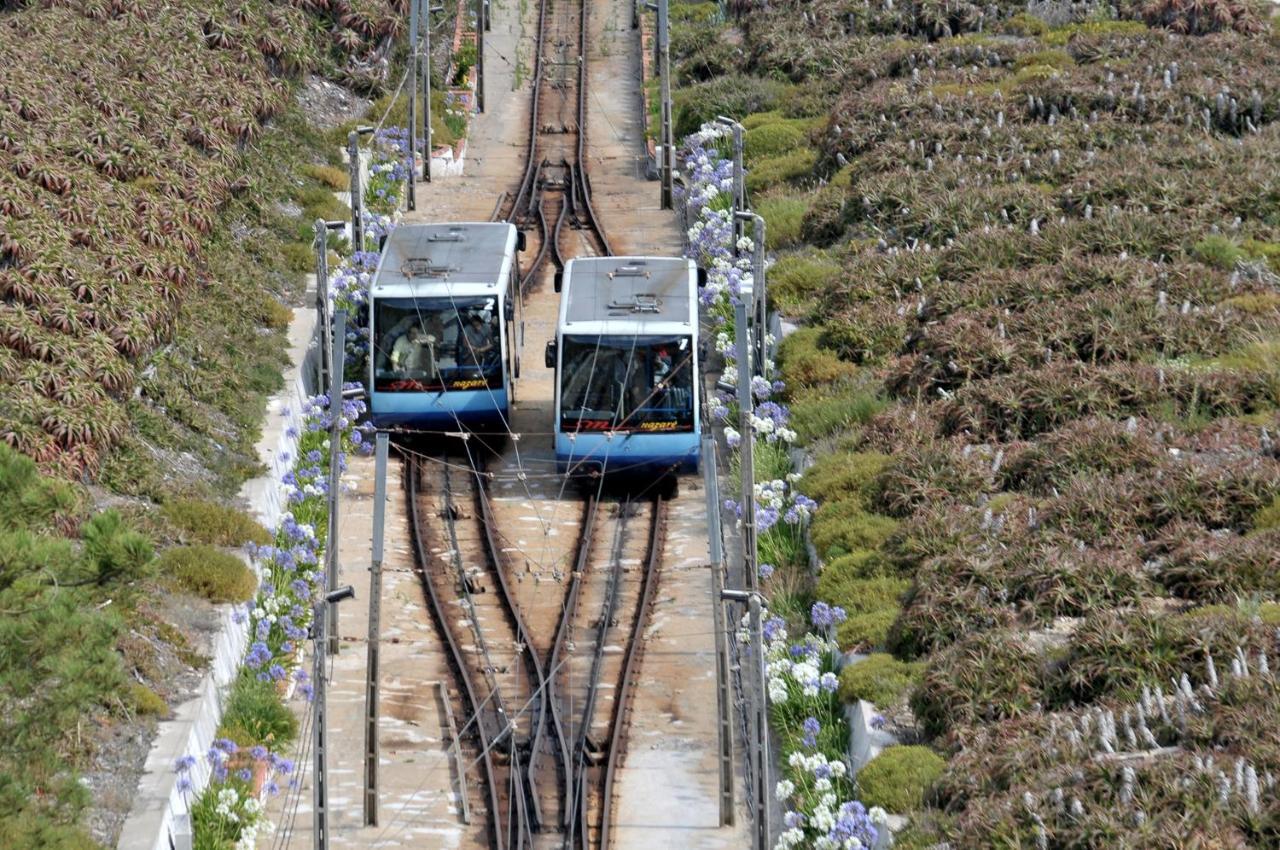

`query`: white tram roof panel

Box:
[370,222,515,294]
[562,257,694,326]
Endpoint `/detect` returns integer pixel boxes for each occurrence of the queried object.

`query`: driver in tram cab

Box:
[458,312,495,370]
[390,324,435,377]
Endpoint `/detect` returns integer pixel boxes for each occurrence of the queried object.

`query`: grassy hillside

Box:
[0,0,405,480]
[671,0,1280,844]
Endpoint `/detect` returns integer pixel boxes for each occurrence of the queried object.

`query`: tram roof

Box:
[370,222,514,293]
[562,257,693,326]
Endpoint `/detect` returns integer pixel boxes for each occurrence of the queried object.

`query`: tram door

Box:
[506,274,522,386]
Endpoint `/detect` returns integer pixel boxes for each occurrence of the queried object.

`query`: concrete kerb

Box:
[117,299,320,850]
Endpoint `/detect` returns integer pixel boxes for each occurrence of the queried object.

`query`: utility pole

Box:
[325,310,347,656]
[702,429,734,826]
[475,0,486,112]
[656,0,674,208]
[347,126,374,251]
[407,0,418,210]
[312,584,354,850]
[363,433,389,826]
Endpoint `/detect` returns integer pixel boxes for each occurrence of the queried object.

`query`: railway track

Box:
[407,447,665,850]
[494,0,612,283]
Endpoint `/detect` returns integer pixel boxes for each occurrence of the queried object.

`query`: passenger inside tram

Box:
[374,297,502,391]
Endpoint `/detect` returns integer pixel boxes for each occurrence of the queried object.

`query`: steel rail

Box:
[461,441,569,834]
[439,460,535,849]
[405,455,509,850]
[598,496,666,848]
[547,496,600,829]
[566,498,632,850]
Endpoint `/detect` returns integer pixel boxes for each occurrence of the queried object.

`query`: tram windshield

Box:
[559,335,695,432]
[373,296,502,392]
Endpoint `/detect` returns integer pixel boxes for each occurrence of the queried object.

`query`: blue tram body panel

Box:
[551,256,702,479]
[366,222,520,434]
[370,388,510,431]
[554,431,700,477]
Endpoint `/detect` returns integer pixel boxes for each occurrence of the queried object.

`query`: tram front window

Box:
[373,297,502,392]
[559,335,694,432]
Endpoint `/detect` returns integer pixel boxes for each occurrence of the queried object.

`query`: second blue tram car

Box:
[368,222,522,432]
[546,257,701,477]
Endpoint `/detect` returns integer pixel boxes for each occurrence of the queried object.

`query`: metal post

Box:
[657,0,674,209]
[484,0,491,30]
[734,300,757,593]
[748,593,770,850]
[423,3,433,183]
[312,597,329,850]
[325,310,347,656]
[752,215,767,378]
[475,0,486,113]
[407,0,418,210]
[314,220,331,391]
[736,211,768,379]
[363,433,389,826]
[723,119,745,244]
[702,430,734,827]
[347,131,363,251]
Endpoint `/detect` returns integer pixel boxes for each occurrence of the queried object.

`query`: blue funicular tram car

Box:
[546,256,701,478]
[368,222,523,432]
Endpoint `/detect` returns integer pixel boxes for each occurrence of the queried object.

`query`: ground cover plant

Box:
[668,0,1280,845]
[0,0,405,479]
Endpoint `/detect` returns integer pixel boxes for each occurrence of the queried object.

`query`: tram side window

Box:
[560,335,694,430]
[373,296,502,392]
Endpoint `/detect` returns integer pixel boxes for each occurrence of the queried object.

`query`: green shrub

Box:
[300,163,348,190]
[839,653,923,707]
[1192,234,1245,270]
[129,682,169,717]
[746,148,818,195]
[1012,49,1074,71]
[281,241,315,274]
[837,606,900,652]
[0,443,78,532]
[800,450,892,506]
[160,545,257,603]
[670,0,720,24]
[768,252,841,314]
[799,390,887,445]
[744,120,807,162]
[788,384,887,443]
[811,502,901,559]
[1253,495,1280,532]
[162,498,270,547]
[755,193,810,249]
[778,327,857,388]
[823,549,893,581]
[742,110,783,129]
[856,746,945,813]
[81,510,155,585]
[999,12,1048,36]
[819,572,910,616]
[1041,19,1148,44]
[219,671,298,748]
[673,74,789,137]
